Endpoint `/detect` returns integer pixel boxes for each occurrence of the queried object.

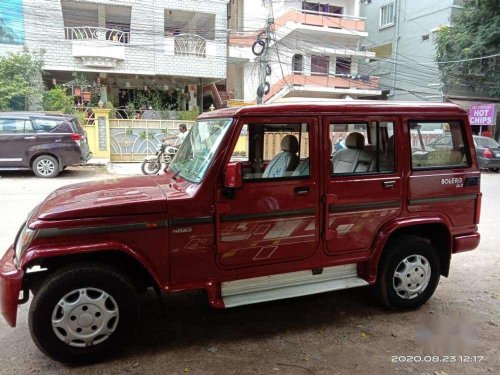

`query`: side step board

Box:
[221,264,368,308]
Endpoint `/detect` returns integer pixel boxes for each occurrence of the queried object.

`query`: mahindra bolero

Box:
[0,102,481,363]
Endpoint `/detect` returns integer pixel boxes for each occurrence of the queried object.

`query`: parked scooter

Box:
[141,142,178,175]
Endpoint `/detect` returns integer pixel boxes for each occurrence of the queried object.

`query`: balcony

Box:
[265,73,380,101]
[65,27,128,68]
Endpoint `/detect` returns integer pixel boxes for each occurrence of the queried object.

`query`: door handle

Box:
[294,186,310,195]
[383,180,396,188]
[24,136,36,140]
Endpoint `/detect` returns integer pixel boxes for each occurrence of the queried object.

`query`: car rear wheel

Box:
[373,235,440,310]
[29,264,139,363]
[32,155,59,178]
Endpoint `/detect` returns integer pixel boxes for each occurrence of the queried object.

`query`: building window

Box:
[335,57,351,75]
[421,34,430,41]
[292,54,304,74]
[379,3,395,28]
[311,55,329,76]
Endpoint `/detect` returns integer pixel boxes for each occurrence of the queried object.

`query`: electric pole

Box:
[254,0,274,104]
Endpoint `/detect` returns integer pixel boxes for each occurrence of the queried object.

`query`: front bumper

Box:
[0,246,24,327]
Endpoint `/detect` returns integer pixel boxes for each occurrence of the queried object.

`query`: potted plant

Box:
[82,91,91,102]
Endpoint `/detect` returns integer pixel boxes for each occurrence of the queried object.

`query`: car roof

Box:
[198,101,467,120]
[0,111,75,119]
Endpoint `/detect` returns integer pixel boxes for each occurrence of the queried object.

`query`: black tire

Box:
[141,159,161,175]
[32,155,59,178]
[488,168,499,173]
[28,264,139,364]
[373,235,440,310]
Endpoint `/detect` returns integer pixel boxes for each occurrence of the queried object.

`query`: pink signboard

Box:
[469,104,496,125]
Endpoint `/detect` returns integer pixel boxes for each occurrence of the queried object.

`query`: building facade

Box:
[1,0,229,112]
[360,0,499,138]
[226,0,383,103]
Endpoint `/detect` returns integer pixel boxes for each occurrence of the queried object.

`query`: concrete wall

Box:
[22,0,228,79]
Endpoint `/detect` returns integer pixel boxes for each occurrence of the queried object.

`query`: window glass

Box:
[230,123,310,180]
[33,118,72,133]
[380,3,395,28]
[0,119,30,133]
[475,136,498,148]
[330,121,395,174]
[409,121,469,169]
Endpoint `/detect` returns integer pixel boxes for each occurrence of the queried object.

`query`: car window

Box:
[0,119,31,133]
[409,120,469,169]
[33,118,72,133]
[329,121,395,174]
[230,122,310,180]
[474,136,498,148]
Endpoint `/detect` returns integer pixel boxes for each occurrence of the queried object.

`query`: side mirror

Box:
[224,162,243,189]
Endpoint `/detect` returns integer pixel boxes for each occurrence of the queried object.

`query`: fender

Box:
[19,241,165,288]
[367,215,452,284]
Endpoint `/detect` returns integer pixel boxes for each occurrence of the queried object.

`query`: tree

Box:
[43,85,74,113]
[435,0,500,97]
[0,49,45,110]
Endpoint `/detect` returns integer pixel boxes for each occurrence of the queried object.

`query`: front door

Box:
[0,117,36,168]
[323,116,403,255]
[216,117,320,269]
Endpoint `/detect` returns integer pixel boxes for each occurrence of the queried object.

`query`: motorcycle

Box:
[141,143,178,175]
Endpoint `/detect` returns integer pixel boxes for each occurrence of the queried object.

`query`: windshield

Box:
[475,136,499,148]
[168,118,233,183]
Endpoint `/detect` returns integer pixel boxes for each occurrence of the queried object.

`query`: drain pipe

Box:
[391,0,401,98]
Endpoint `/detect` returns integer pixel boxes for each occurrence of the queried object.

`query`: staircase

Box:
[203,83,230,109]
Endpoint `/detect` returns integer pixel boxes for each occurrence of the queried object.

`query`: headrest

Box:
[345,132,365,149]
[281,135,299,153]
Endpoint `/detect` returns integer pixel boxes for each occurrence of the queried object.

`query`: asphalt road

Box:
[0,167,499,375]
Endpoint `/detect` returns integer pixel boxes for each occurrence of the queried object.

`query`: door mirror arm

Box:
[223,162,243,199]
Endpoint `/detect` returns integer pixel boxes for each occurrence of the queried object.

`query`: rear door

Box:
[407,118,480,227]
[0,117,36,168]
[323,116,403,255]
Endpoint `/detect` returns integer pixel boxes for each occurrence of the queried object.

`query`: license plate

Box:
[495,153,500,157]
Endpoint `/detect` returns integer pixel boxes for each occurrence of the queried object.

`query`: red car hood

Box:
[30,176,167,222]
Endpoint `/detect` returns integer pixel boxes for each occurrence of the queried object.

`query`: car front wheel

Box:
[28,264,139,363]
[373,235,440,310]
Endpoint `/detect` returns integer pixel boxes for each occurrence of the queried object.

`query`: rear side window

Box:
[330,121,395,174]
[33,118,72,133]
[0,119,32,133]
[409,120,470,169]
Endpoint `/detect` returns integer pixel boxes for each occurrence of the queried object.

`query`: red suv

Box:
[0,102,481,363]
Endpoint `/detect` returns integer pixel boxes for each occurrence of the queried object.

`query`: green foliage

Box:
[0,50,45,111]
[43,85,74,113]
[125,102,136,119]
[435,0,500,97]
[177,107,200,121]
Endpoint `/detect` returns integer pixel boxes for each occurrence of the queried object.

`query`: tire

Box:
[141,159,161,175]
[28,264,139,364]
[488,168,499,173]
[373,235,440,310]
[32,155,59,178]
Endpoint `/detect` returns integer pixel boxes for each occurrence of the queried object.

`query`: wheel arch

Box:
[22,248,161,294]
[368,219,452,283]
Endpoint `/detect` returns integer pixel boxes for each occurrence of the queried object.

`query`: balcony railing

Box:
[64,26,130,44]
[173,33,207,57]
[279,8,366,32]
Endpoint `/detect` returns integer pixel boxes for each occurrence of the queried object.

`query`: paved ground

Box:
[0,167,499,375]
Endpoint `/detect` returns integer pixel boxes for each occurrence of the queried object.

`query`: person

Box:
[163,123,188,146]
[482,128,492,138]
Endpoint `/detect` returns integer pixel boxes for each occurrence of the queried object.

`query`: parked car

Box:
[473,135,500,172]
[0,102,481,363]
[0,112,91,177]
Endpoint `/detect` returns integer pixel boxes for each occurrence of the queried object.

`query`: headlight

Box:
[15,225,37,261]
